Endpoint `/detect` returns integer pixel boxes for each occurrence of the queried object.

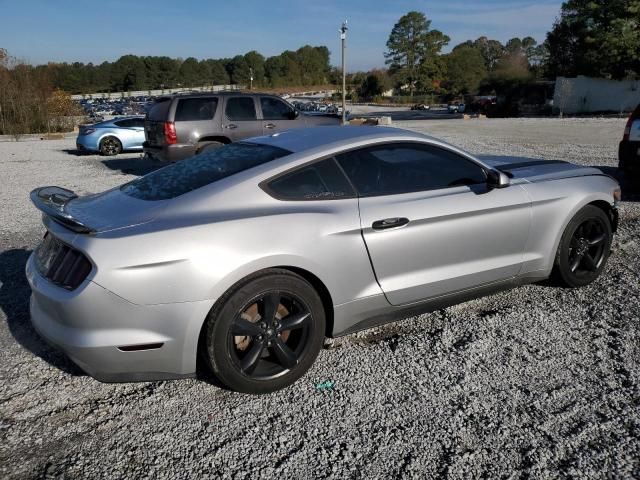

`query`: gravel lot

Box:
[1,118,639,479]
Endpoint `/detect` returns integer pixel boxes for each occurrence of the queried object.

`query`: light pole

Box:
[249,67,254,90]
[340,20,348,125]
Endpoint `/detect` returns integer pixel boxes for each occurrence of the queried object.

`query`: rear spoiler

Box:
[30,186,95,234]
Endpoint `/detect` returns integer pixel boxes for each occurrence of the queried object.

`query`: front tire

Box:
[99,136,122,156]
[203,269,326,394]
[553,205,612,288]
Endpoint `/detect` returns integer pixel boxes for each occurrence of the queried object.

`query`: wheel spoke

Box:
[261,293,280,323]
[270,337,298,369]
[240,341,264,374]
[570,253,583,272]
[582,253,598,271]
[278,312,311,332]
[231,317,262,337]
[588,233,606,246]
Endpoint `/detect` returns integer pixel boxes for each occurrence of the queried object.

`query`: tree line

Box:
[25,45,332,94]
[358,2,640,100]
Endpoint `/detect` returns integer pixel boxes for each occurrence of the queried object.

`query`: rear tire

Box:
[99,136,122,156]
[552,205,612,288]
[203,269,325,394]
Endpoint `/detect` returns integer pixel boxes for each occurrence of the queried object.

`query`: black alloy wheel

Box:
[567,218,607,275]
[229,291,313,379]
[554,205,612,287]
[99,136,122,156]
[203,269,325,394]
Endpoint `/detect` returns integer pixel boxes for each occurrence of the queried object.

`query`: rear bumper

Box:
[619,140,640,174]
[143,142,196,162]
[75,135,98,152]
[26,253,214,382]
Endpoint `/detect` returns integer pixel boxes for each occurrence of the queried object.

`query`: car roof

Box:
[245,126,435,154]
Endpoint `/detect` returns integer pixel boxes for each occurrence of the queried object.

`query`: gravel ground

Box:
[1,118,639,479]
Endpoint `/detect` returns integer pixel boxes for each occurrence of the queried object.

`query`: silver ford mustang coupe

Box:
[27,126,620,393]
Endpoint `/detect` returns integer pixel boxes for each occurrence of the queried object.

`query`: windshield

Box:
[121,142,291,201]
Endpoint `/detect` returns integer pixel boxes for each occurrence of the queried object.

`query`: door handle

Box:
[265,123,276,129]
[372,217,410,230]
[224,124,237,129]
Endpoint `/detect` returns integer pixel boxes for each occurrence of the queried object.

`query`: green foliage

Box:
[21,45,331,94]
[443,46,487,95]
[454,37,505,71]
[385,11,450,95]
[357,69,392,99]
[546,0,640,79]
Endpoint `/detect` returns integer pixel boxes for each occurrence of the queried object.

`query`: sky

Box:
[1,0,563,71]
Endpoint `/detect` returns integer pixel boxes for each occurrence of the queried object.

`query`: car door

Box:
[128,117,146,148]
[113,118,145,149]
[259,96,302,134]
[335,142,531,306]
[222,96,263,141]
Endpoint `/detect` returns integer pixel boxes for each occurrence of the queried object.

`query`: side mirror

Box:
[487,169,510,189]
[288,110,299,120]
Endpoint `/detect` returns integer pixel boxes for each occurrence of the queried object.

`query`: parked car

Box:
[28,126,620,393]
[448,103,466,113]
[619,104,640,178]
[76,116,145,155]
[143,92,341,162]
[411,103,430,111]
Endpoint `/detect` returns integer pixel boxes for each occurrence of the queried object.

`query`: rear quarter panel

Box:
[71,192,380,308]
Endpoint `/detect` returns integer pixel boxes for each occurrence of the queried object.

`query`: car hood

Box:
[30,186,167,234]
[480,156,605,182]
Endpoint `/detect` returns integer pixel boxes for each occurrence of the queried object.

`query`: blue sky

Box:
[2,0,562,71]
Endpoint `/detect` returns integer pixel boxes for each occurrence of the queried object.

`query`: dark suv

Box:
[619,104,640,179]
[143,92,341,162]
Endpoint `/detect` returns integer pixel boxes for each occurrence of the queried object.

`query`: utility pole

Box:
[249,67,254,90]
[340,20,348,125]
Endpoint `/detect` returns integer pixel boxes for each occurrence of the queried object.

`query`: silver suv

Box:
[143,92,340,162]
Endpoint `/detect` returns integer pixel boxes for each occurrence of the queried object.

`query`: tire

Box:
[99,136,122,156]
[203,269,326,394]
[552,205,612,288]
[196,141,224,154]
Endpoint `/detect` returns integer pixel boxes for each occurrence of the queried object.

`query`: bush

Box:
[0,51,82,135]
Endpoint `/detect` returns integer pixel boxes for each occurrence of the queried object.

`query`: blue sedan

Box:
[76,116,145,156]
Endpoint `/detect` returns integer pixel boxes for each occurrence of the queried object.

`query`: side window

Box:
[114,119,133,127]
[335,143,486,196]
[225,97,257,121]
[175,97,218,121]
[129,118,145,128]
[261,97,294,120]
[266,158,354,200]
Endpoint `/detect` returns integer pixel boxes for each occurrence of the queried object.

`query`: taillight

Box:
[164,121,177,144]
[81,128,96,136]
[623,115,632,141]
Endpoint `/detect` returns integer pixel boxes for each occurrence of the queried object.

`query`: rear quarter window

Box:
[265,158,355,200]
[121,143,291,201]
[147,98,171,121]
